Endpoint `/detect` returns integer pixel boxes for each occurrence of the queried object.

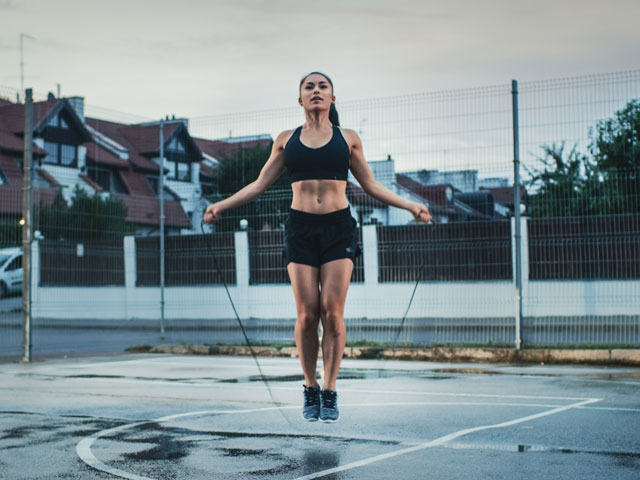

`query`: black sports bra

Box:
[283,125,350,183]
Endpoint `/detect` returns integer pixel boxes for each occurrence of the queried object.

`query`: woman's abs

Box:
[290,179,349,213]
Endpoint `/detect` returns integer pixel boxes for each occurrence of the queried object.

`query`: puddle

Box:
[433,368,640,380]
[446,441,640,459]
[219,369,455,383]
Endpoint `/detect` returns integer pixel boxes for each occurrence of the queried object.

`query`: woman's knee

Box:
[321,309,345,334]
[296,308,320,331]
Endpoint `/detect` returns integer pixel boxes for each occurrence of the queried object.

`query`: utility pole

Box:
[512,80,523,350]
[22,89,33,362]
[19,33,36,103]
[159,121,165,339]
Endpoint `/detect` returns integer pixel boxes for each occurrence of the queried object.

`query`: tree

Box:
[210,144,291,232]
[37,186,134,242]
[589,99,640,214]
[217,143,289,195]
[525,142,594,217]
[527,99,640,217]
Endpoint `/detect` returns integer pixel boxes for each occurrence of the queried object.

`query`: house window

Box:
[43,141,58,164]
[43,141,77,167]
[61,144,76,166]
[47,113,69,129]
[165,136,191,182]
[88,167,126,193]
[168,137,185,152]
[147,176,159,194]
[176,161,190,181]
[165,158,191,182]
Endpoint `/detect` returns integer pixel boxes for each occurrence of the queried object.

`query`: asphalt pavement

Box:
[1,354,639,479]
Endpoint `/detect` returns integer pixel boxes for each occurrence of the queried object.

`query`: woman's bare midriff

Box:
[290,179,349,213]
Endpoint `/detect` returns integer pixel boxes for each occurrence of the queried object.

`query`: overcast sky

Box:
[1,0,639,120]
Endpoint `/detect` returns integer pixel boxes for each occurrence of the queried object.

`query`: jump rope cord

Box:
[200,222,294,426]
[393,251,427,345]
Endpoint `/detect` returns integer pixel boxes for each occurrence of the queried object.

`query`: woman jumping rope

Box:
[204,72,431,422]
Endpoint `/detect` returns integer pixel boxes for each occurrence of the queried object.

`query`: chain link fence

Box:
[1,70,639,360]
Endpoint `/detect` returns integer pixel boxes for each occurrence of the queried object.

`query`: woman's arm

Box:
[345,128,432,223]
[203,130,291,224]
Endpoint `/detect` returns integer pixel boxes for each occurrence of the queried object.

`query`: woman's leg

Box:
[319,258,353,391]
[287,262,321,387]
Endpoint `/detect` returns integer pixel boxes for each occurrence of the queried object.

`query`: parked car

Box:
[0,247,22,298]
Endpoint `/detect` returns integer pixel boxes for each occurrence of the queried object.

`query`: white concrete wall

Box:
[29,224,640,321]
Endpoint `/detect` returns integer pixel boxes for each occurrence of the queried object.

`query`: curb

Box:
[147,344,640,366]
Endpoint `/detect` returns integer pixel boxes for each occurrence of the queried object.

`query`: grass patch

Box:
[522,343,637,350]
[124,344,153,353]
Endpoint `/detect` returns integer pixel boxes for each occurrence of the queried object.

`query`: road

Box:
[0,355,639,479]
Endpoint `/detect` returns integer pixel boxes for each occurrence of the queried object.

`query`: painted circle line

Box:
[76,398,601,480]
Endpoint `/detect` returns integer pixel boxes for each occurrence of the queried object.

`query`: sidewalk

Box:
[149,344,640,366]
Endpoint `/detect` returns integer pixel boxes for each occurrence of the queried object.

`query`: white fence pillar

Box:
[511,216,529,345]
[123,236,136,320]
[362,225,379,318]
[234,230,250,318]
[30,240,39,313]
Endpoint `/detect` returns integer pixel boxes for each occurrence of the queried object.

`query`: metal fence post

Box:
[512,79,523,350]
[21,88,33,363]
[159,120,165,339]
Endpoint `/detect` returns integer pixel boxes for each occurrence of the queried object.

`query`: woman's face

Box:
[299,73,335,112]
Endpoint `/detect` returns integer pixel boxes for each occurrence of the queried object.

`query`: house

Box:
[346,156,510,224]
[0,93,273,237]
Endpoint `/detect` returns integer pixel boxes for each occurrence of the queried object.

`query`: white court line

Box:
[580,405,640,413]
[292,397,602,480]
[31,374,594,401]
[76,399,600,480]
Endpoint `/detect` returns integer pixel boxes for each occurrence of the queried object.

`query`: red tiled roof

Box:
[112,194,191,228]
[0,153,23,186]
[36,168,60,187]
[0,98,59,133]
[1,104,193,230]
[199,161,216,178]
[0,130,26,153]
[0,187,59,215]
[194,136,272,161]
[121,123,180,154]
[85,117,160,173]
[395,175,457,206]
[119,169,155,197]
[346,181,386,208]
[83,141,130,169]
[480,186,526,209]
[79,174,104,192]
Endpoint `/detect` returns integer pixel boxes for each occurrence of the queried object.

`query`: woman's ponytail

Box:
[329,103,340,126]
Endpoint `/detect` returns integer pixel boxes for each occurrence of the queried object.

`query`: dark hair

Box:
[299,71,340,126]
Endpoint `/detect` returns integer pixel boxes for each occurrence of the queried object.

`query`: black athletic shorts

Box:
[284,207,361,267]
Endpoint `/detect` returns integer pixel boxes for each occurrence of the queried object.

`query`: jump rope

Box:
[200,220,427,419]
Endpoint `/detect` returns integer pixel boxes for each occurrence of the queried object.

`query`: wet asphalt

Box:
[0,355,639,479]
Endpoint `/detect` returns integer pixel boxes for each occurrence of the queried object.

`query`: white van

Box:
[0,247,22,298]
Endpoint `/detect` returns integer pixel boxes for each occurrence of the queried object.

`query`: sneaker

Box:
[302,384,321,421]
[320,388,339,423]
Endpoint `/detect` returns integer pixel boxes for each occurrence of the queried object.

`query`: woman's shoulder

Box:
[274,128,299,148]
[336,127,361,146]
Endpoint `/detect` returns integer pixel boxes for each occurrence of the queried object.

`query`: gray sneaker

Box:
[320,388,339,423]
[302,385,321,421]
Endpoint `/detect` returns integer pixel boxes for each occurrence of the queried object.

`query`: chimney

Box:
[67,96,85,123]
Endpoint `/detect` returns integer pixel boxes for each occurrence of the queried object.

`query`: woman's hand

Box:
[203,203,223,224]
[410,203,432,223]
